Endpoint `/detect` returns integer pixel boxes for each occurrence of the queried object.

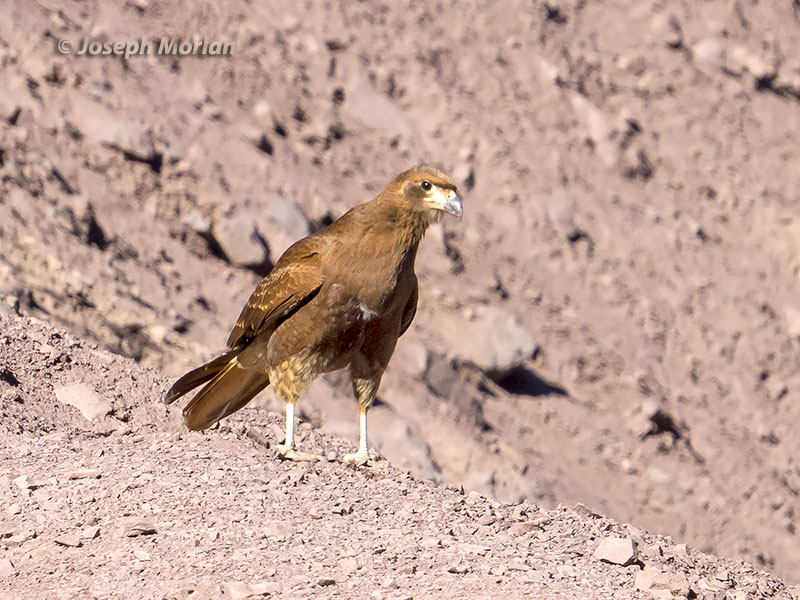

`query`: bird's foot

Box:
[341,451,378,468]
[275,444,319,462]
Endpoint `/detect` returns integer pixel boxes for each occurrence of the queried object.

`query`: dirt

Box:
[2,0,800,596]
[0,314,794,599]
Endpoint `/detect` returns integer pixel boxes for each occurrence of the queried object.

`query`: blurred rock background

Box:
[1,0,800,583]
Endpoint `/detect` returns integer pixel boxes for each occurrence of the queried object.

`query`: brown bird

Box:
[165,166,463,464]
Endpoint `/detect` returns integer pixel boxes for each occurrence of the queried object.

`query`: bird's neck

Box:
[385,206,430,266]
[353,200,429,286]
[374,193,432,247]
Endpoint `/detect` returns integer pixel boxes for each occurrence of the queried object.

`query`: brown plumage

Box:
[165,165,463,463]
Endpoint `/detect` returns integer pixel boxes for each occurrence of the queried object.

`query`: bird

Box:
[165,165,463,465]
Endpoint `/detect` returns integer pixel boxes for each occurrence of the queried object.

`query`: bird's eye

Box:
[420,180,432,191]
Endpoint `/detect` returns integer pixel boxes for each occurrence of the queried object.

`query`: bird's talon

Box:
[275,444,319,462]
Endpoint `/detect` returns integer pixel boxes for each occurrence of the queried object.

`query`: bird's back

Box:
[261,197,421,374]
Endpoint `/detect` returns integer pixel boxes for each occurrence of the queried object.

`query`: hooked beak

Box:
[431,188,463,220]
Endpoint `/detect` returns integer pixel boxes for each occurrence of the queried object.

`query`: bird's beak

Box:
[431,188,463,220]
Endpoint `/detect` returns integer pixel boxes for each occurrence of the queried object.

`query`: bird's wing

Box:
[399,277,418,337]
[227,249,324,348]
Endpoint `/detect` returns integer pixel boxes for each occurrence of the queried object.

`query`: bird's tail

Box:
[164,349,269,431]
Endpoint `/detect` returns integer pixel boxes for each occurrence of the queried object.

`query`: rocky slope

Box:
[0,314,796,599]
[1,0,800,586]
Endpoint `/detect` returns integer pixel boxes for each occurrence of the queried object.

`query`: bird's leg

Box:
[275,401,318,462]
[343,408,374,466]
[343,375,380,467]
[282,402,296,448]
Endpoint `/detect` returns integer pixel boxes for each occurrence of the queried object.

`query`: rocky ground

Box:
[0,314,796,599]
[2,0,800,595]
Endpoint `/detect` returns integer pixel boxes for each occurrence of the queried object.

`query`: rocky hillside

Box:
[0,314,796,599]
[2,0,800,587]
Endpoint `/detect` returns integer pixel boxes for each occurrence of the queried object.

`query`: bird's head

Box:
[391,165,463,223]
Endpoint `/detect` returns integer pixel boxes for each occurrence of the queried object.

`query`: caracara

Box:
[165,166,463,464]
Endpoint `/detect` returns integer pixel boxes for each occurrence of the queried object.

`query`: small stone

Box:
[548,201,580,240]
[446,563,469,574]
[455,542,489,556]
[507,558,530,572]
[317,577,336,587]
[466,490,483,503]
[220,582,253,600]
[29,547,52,560]
[6,530,35,545]
[248,582,281,595]
[570,93,615,165]
[593,537,638,566]
[54,383,110,421]
[63,198,109,251]
[650,14,683,48]
[81,526,100,539]
[443,305,537,376]
[727,45,774,80]
[634,568,689,596]
[133,549,151,561]
[32,488,51,503]
[696,576,728,592]
[183,209,211,234]
[89,116,157,162]
[477,513,496,526]
[41,500,59,511]
[339,557,358,574]
[256,195,310,259]
[252,101,274,127]
[121,520,157,537]
[692,38,723,65]
[331,502,353,515]
[1,388,21,403]
[7,503,21,515]
[67,468,102,480]
[54,533,82,547]
[344,75,410,139]
[784,306,800,339]
[213,213,268,268]
[764,377,788,401]
[12,475,42,490]
[398,564,416,575]
[0,558,16,577]
[557,564,577,578]
[452,163,475,191]
[509,522,540,536]
[0,87,21,123]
